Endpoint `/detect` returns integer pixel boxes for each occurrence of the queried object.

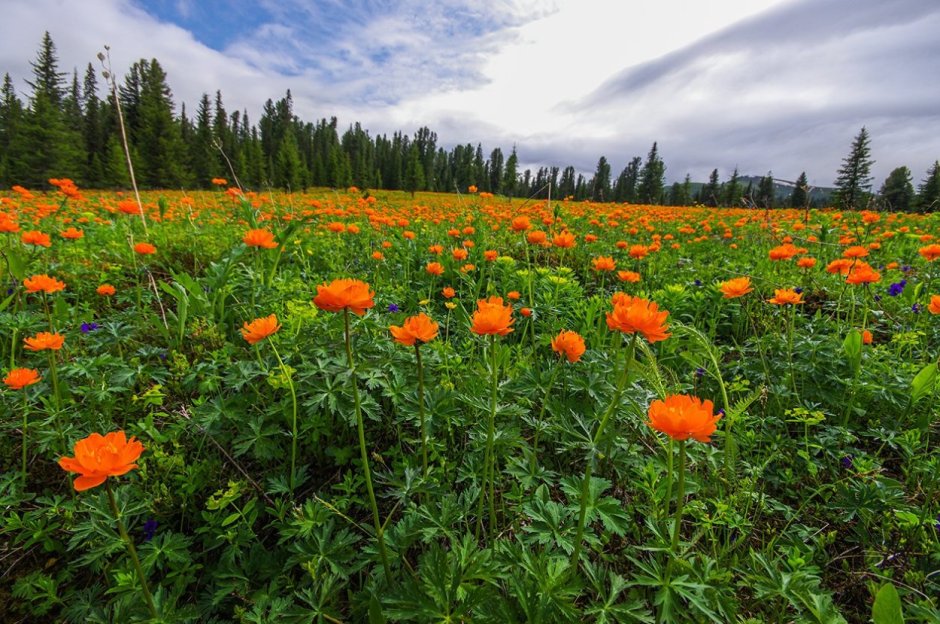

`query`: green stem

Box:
[415,344,428,481]
[531,361,562,474]
[570,333,638,567]
[345,309,392,577]
[270,342,298,493]
[48,351,66,454]
[105,481,158,620]
[670,439,687,555]
[476,335,500,539]
[21,390,28,486]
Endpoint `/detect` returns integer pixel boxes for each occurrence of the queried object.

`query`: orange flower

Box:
[719,276,753,299]
[629,244,649,259]
[592,256,616,272]
[825,258,853,275]
[313,279,375,315]
[919,244,940,262]
[118,200,139,215]
[526,230,547,245]
[768,244,799,261]
[796,257,817,269]
[428,244,444,255]
[24,274,66,294]
[426,262,444,276]
[389,313,439,346]
[767,288,804,305]
[606,296,670,343]
[442,286,456,298]
[617,270,641,283]
[452,248,468,261]
[484,250,498,261]
[134,242,157,255]
[467,185,478,193]
[21,230,51,247]
[211,177,228,186]
[845,263,881,285]
[928,294,940,315]
[470,296,514,336]
[372,251,384,261]
[4,367,41,390]
[551,330,586,363]
[328,222,346,233]
[97,284,116,296]
[243,228,278,249]
[24,332,65,351]
[511,216,531,232]
[552,231,576,248]
[842,245,869,259]
[58,431,144,491]
[647,394,721,443]
[241,314,281,345]
[507,291,521,301]
[60,227,84,240]
[862,329,873,344]
[520,307,532,317]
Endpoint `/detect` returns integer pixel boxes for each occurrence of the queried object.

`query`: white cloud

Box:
[1,0,938,187]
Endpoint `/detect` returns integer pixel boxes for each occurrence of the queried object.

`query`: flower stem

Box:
[415,344,428,480]
[570,333,637,568]
[270,342,298,493]
[670,439,687,555]
[105,481,158,620]
[530,361,562,474]
[344,309,392,577]
[21,390,28,486]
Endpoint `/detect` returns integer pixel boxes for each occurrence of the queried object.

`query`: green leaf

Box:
[4,248,27,280]
[872,582,904,624]
[910,362,938,404]
[368,594,387,624]
[843,330,862,374]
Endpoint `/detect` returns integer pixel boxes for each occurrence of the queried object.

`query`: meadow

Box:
[1,181,938,623]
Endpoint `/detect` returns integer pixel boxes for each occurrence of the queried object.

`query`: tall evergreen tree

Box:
[502,147,518,197]
[637,142,665,204]
[879,166,914,212]
[756,172,776,208]
[590,156,611,201]
[833,126,874,211]
[723,167,741,206]
[917,161,940,212]
[0,73,24,186]
[702,169,721,207]
[612,157,641,202]
[81,64,106,186]
[789,171,809,208]
[403,142,425,197]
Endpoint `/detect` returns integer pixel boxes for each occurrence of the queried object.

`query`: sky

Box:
[1,0,938,187]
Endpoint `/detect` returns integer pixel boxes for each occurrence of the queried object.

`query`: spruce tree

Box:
[591,156,611,201]
[702,169,721,207]
[789,171,809,208]
[916,161,940,212]
[756,172,776,208]
[502,147,518,197]
[723,167,741,206]
[637,142,665,204]
[403,143,425,197]
[833,127,874,211]
[879,166,914,212]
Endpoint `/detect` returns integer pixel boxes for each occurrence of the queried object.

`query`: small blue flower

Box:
[694,279,702,287]
[841,455,854,470]
[387,303,400,313]
[142,518,158,542]
[887,280,906,297]
[901,265,912,273]
[873,295,882,302]
[695,367,706,379]
[81,322,100,334]
[912,303,922,314]
[794,287,804,294]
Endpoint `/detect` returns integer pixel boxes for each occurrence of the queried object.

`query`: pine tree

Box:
[612,157,641,202]
[502,147,518,197]
[487,147,503,193]
[0,73,24,186]
[702,169,721,207]
[879,166,914,212]
[916,161,940,212]
[756,172,776,208]
[637,142,665,204]
[403,142,425,197]
[81,64,105,186]
[590,156,611,201]
[723,167,741,206]
[26,32,66,106]
[789,171,809,208]
[833,127,874,211]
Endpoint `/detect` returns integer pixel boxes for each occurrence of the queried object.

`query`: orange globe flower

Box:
[842,245,869,259]
[552,231,576,248]
[796,257,817,269]
[97,284,116,296]
[134,242,157,255]
[551,330,586,363]
[243,228,278,249]
[719,276,753,299]
[918,244,940,262]
[4,367,41,390]
[484,250,498,261]
[617,270,641,283]
[606,296,670,343]
[60,227,84,240]
[767,288,804,305]
[511,216,531,232]
[426,262,444,276]
[592,256,616,272]
[452,248,468,261]
[928,294,940,315]
[826,258,853,275]
[313,279,375,315]
[24,274,66,294]
[21,230,52,247]
[629,244,649,259]
[241,314,281,345]
[526,231,547,245]
[845,263,881,285]
[442,286,456,298]
[507,291,521,301]
[647,394,721,443]
[58,431,144,491]
[24,331,65,351]
[862,329,873,344]
[470,296,514,336]
[389,313,439,346]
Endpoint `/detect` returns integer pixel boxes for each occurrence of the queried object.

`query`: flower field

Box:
[1,182,939,623]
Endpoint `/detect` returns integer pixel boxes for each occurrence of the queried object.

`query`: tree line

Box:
[1,33,938,211]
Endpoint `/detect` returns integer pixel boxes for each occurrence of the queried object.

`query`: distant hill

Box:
[738,175,835,205]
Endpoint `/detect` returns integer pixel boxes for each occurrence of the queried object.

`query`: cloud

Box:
[1,0,938,188]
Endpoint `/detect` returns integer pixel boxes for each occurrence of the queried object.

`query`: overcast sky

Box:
[2,0,938,187]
